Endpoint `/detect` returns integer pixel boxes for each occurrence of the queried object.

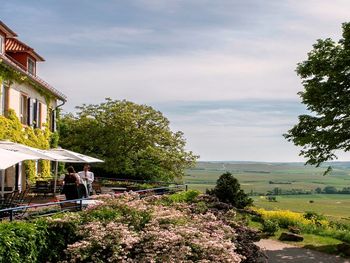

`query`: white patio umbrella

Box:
[48,148,104,163]
[0,141,76,196]
[47,148,104,194]
[0,148,40,197]
[0,141,59,160]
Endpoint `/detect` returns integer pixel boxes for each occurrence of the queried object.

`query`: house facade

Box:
[0,21,66,129]
[0,21,67,192]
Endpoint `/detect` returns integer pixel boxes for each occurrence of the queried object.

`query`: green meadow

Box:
[185,161,350,219]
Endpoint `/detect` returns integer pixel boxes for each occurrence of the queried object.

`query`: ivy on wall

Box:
[0,61,60,183]
[0,110,57,182]
[0,109,58,183]
[0,60,55,105]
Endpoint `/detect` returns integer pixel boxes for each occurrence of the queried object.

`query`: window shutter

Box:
[33,100,38,128]
[27,98,33,126]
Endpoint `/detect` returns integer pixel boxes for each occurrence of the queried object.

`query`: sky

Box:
[1,0,350,162]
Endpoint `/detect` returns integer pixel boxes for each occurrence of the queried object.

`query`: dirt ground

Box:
[256,239,350,263]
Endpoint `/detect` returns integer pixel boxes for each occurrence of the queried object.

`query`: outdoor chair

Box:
[92,181,102,194]
[0,191,20,219]
[33,181,51,196]
[50,179,64,194]
[0,190,19,209]
[14,188,31,207]
[56,195,80,212]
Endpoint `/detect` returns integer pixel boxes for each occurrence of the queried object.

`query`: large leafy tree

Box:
[59,99,198,181]
[284,22,350,172]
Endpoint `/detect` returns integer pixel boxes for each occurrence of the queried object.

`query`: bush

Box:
[207,172,253,209]
[36,213,81,262]
[303,211,326,221]
[262,220,280,236]
[81,207,121,223]
[167,190,200,203]
[253,208,312,228]
[0,193,264,262]
[0,221,46,263]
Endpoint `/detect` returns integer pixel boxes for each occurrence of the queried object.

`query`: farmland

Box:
[185,161,350,220]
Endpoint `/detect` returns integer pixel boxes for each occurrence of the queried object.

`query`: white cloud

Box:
[26,0,350,161]
[39,51,302,112]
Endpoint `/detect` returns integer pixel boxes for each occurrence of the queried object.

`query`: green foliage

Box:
[0,61,55,104]
[0,221,46,263]
[35,215,81,262]
[262,220,280,236]
[207,172,253,209]
[284,22,350,172]
[166,190,200,203]
[303,211,326,221]
[82,207,121,223]
[0,109,53,181]
[59,99,198,181]
[323,186,338,194]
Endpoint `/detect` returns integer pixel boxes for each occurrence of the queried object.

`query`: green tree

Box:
[284,22,350,173]
[59,99,198,181]
[315,187,322,194]
[323,186,338,194]
[207,172,252,208]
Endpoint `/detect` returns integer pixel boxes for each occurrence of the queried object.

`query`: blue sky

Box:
[2,0,350,161]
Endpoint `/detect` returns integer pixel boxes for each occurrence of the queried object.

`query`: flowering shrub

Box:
[252,208,329,229]
[0,192,264,262]
[62,193,246,262]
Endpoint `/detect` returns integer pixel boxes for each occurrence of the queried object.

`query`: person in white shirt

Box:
[78,164,94,197]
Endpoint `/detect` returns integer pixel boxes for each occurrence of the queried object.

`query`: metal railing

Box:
[0,184,187,221]
[96,177,181,185]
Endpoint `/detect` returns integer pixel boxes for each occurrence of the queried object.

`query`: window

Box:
[0,35,4,54]
[0,84,9,116]
[20,94,29,125]
[33,101,42,128]
[49,108,56,132]
[37,102,42,128]
[27,58,35,75]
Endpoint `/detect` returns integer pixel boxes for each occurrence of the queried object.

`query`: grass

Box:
[271,230,343,255]
[252,195,350,221]
[185,162,350,220]
[248,220,344,255]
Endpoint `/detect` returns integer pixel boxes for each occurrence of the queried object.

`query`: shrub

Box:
[0,221,46,263]
[253,208,312,228]
[262,220,280,236]
[303,211,326,221]
[167,190,200,203]
[81,207,121,223]
[207,172,253,208]
[0,193,263,262]
[36,213,81,262]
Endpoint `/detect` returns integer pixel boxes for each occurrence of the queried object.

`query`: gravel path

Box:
[256,239,350,263]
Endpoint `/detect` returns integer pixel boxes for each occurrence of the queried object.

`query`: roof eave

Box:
[0,54,67,101]
[0,21,18,37]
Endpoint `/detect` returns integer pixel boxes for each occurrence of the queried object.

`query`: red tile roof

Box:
[0,53,67,101]
[6,38,45,61]
[0,21,17,37]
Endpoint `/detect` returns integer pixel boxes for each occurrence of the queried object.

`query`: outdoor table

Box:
[75,200,99,206]
[111,187,127,193]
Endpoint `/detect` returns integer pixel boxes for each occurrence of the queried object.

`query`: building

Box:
[0,21,67,193]
[0,21,66,129]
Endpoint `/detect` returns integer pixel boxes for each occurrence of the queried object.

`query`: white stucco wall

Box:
[6,81,58,126]
[8,87,21,116]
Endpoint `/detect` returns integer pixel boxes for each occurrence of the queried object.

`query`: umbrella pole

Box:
[53,161,58,196]
[0,170,4,198]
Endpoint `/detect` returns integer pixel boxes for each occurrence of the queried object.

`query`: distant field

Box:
[185,161,350,219]
[252,194,350,221]
[185,161,350,194]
